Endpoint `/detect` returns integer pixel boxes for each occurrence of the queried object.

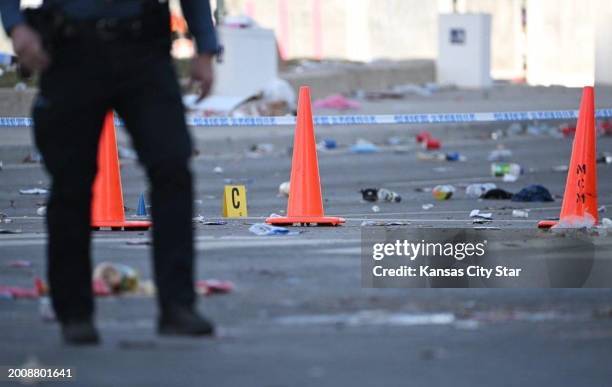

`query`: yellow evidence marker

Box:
[222,185,248,217]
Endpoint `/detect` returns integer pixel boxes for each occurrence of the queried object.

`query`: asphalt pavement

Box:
[1,85,612,387]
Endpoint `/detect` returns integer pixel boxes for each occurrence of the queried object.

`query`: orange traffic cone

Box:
[538,86,598,229]
[266,86,345,226]
[91,111,151,230]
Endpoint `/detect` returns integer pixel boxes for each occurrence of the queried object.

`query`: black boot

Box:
[61,320,100,346]
[158,307,215,337]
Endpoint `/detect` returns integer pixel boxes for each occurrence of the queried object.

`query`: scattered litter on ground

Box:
[361,220,410,226]
[416,131,431,143]
[360,188,401,203]
[192,215,227,225]
[196,279,235,296]
[36,206,46,216]
[317,139,337,150]
[313,94,361,110]
[491,162,522,181]
[258,77,296,114]
[601,218,612,228]
[502,174,519,182]
[424,137,441,150]
[419,152,464,162]
[371,205,380,213]
[599,205,607,213]
[6,260,32,268]
[213,166,224,174]
[481,188,514,200]
[275,311,456,327]
[248,143,275,156]
[360,188,377,202]
[278,181,290,197]
[0,284,39,299]
[432,185,455,200]
[488,147,513,162]
[512,209,529,218]
[350,139,379,154]
[417,152,442,161]
[0,229,21,234]
[600,120,612,136]
[559,124,576,138]
[93,262,139,295]
[596,153,612,164]
[22,151,42,164]
[422,203,434,210]
[19,188,48,195]
[511,185,554,202]
[444,151,465,162]
[249,223,300,236]
[470,209,493,221]
[378,188,401,203]
[466,183,497,198]
[201,220,227,226]
[416,151,465,162]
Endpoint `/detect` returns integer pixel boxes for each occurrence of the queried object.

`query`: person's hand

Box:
[11,24,50,72]
[190,53,214,101]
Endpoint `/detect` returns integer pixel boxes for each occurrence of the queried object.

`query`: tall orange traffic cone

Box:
[266,86,344,226]
[91,111,151,230]
[538,86,598,229]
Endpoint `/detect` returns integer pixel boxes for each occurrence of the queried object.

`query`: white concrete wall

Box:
[526,0,594,87]
[1,0,607,88]
[437,13,492,88]
[595,0,612,85]
[461,0,524,80]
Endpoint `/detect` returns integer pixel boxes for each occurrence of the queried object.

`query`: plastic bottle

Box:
[465,183,497,198]
[248,223,295,236]
[377,188,402,203]
[490,163,522,178]
[432,185,455,200]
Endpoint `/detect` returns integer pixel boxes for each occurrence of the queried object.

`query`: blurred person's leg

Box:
[32,47,110,343]
[113,42,212,335]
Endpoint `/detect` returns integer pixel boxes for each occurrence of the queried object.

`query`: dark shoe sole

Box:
[158,326,215,337]
[62,333,100,346]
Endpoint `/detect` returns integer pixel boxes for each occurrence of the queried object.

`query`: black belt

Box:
[25,3,170,47]
[60,14,169,42]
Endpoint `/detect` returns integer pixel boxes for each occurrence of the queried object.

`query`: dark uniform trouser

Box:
[33,35,195,323]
